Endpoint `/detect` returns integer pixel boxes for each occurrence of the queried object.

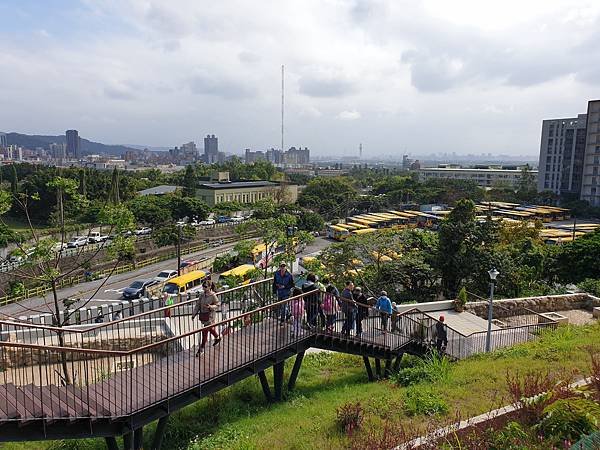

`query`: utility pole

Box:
[572,215,577,241]
[281,64,284,153]
[177,225,182,276]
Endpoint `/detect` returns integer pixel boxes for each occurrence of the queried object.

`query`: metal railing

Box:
[0,287,409,422]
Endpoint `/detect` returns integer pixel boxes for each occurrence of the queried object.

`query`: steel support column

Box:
[133,427,143,450]
[105,437,119,450]
[258,370,272,402]
[151,415,170,450]
[287,351,305,391]
[374,358,382,378]
[384,358,392,378]
[123,433,133,450]
[273,360,285,401]
[362,356,374,381]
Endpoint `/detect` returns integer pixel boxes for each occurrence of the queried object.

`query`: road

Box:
[0,237,331,319]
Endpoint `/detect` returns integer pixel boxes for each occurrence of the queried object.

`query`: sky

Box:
[1,0,600,158]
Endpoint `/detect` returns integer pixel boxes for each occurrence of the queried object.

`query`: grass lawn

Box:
[2,322,599,450]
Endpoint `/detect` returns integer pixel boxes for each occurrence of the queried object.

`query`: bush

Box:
[336,401,364,436]
[536,398,600,442]
[577,279,600,297]
[403,386,448,416]
[393,353,451,387]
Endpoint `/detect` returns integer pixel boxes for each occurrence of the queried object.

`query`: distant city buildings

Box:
[537,100,600,206]
[203,134,220,164]
[419,165,537,188]
[65,129,80,158]
[244,146,309,166]
[0,133,7,149]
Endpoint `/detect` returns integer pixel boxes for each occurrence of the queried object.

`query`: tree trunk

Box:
[52,280,72,385]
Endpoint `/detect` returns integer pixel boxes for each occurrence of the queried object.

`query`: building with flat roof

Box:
[203,134,219,164]
[195,180,298,206]
[66,129,80,158]
[581,100,600,206]
[537,114,587,196]
[418,166,537,188]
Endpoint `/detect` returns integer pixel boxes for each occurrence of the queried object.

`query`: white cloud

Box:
[337,110,361,120]
[0,0,599,157]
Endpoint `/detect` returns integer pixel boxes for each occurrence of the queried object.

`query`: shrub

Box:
[393,353,451,387]
[336,401,364,436]
[488,421,531,450]
[572,431,600,449]
[577,278,600,297]
[403,386,448,416]
[536,398,600,442]
[453,286,468,312]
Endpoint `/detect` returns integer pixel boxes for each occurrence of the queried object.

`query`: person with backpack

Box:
[322,284,339,332]
[375,290,393,332]
[340,281,357,336]
[302,273,320,328]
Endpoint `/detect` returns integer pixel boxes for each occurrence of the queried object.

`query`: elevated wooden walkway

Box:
[0,279,557,449]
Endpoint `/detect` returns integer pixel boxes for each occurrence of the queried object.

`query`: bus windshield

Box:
[163,283,179,295]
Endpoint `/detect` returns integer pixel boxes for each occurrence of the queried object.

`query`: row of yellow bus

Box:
[327,210,440,241]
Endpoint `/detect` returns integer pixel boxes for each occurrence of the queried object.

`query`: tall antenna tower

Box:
[281,65,284,152]
[359,143,363,159]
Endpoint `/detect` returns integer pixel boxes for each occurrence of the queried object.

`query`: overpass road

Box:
[0,237,330,319]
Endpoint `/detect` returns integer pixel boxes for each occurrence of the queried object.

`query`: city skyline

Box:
[1,1,600,157]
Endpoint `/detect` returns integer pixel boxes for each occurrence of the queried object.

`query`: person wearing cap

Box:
[273,262,294,324]
[375,290,392,332]
[436,315,448,353]
[391,302,399,332]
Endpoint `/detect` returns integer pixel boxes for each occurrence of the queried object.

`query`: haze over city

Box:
[1,0,600,157]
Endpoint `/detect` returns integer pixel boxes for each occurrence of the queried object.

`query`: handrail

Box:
[0,277,275,334]
[0,290,311,356]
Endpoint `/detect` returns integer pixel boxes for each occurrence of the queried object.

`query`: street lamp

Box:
[176,223,184,276]
[485,268,499,352]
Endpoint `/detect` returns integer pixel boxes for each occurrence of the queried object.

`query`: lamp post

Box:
[485,268,499,352]
[176,223,184,277]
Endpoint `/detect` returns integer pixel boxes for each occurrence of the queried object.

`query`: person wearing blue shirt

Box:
[375,290,393,332]
[273,262,294,324]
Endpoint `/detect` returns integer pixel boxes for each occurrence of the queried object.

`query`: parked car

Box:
[52,242,68,253]
[179,259,200,269]
[67,236,89,248]
[122,279,157,299]
[88,232,109,244]
[198,219,216,226]
[135,227,152,236]
[217,216,231,223]
[230,216,244,223]
[154,270,178,283]
[9,248,35,263]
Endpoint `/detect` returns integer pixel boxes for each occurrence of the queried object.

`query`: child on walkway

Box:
[322,285,339,332]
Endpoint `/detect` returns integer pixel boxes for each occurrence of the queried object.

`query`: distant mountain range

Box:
[3,132,137,157]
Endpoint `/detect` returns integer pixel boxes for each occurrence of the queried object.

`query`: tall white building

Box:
[538,100,600,206]
[581,100,600,206]
[537,114,587,196]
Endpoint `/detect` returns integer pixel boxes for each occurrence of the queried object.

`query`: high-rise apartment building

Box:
[284,147,310,165]
[538,100,600,205]
[204,134,219,164]
[0,133,7,149]
[581,100,600,206]
[65,129,80,158]
[537,114,587,196]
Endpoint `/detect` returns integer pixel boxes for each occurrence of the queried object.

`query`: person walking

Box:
[375,291,393,332]
[302,273,320,328]
[353,287,369,337]
[436,315,448,353]
[340,281,357,336]
[391,302,400,332]
[290,287,304,337]
[273,263,294,324]
[322,284,339,332]
[192,281,221,356]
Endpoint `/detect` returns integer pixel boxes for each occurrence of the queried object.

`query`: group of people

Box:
[272,262,396,338]
[188,262,450,356]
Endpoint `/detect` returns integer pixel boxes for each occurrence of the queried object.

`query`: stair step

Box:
[0,385,20,419]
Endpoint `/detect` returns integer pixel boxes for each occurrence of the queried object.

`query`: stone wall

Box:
[464,293,600,319]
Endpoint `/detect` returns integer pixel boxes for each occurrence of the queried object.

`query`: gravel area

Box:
[560,309,596,325]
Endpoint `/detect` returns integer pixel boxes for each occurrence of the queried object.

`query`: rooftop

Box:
[138,185,179,196]
[198,180,279,190]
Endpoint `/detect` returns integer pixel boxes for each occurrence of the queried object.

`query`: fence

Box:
[0,233,257,307]
[0,286,408,422]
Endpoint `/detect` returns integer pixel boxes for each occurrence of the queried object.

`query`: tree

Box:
[182,164,197,197]
[10,164,18,194]
[168,195,209,222]
[297,210,325,232]
[551,229,600,283]
[298,177,357,220]
[0,189,136,385]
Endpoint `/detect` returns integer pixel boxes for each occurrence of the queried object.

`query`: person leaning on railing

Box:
[192,280,222,356]
[375,291,393,333]
[273,262,294,325]
[340,281,357,337]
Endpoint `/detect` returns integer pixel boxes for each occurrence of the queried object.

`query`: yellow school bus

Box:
[162,270,208,299]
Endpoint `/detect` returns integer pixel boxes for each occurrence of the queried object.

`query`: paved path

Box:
[0,237,331,319]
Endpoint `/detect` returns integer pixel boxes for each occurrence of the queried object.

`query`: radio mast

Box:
[281,65,284,153]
